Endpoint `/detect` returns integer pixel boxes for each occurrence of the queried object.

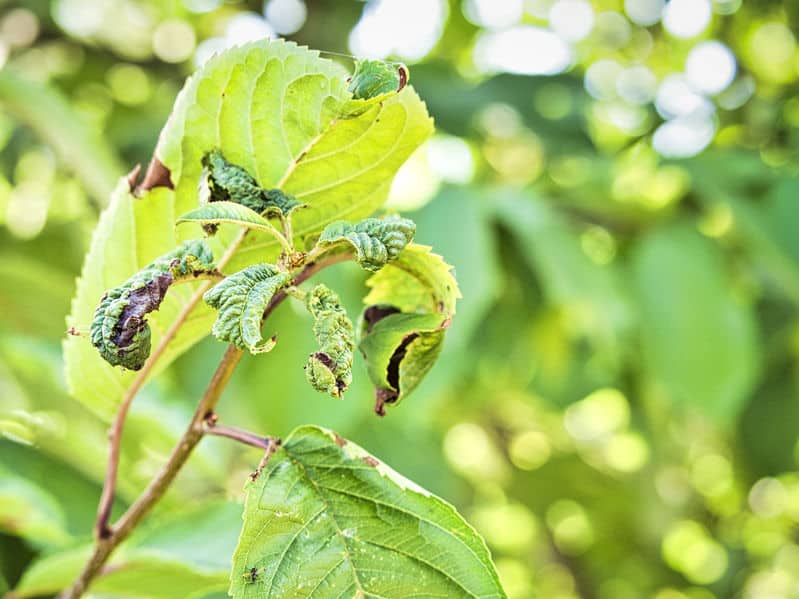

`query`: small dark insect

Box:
[243,566,259,583]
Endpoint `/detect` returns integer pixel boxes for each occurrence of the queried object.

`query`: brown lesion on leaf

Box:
[333,431,348,447]
[128,156,174,195]
[373,330,419,417]
[111,273,173,350]
[363,304,400,334]
[362,456,379,467]
[374,387,397,417]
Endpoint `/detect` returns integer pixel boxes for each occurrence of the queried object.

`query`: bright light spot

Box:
[592,11,631,49]
[474,26,572,75]
[471,503,539,551]
[691,453,733,497]
[547,500,594,555]
[264,0,307,35]
[183,0,222,13]
[426,135,475,184]
[685,41,736,95]
[662,0,712,39]
[584,59,623,100]
[653,113,716,158]
[717,75,754,110]
[194,37,227,67]
[655,74,712,119]
[443,423,508,482]
[106,64,151,105]
[616,65,657,105]
[624,0,664,26]
[152,19,196,63]
[565,388,629,442]
[549,0,594,42]
[464,0,523,30]
[386,145,441,211]
[749,477,788,518]
[604,432,649,472]
[53,0,107,37]
[748,22,796,84]
[495,559,533,599]
[349,0,447,61]
[226,12,275,43]
[597,101,650,134]
[662,520,728,584]
[581,226,616,265]
[6,182,50,239]
[508,431,551,470]
[1,8,40,47]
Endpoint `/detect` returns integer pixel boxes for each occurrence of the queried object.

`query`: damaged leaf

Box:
[304,284,355,398]
[202,149,303,216]
[204,264,291,353]
[90,240,216,370]
[348,59,410,101]
[358,244,460,414]
[177,202,288,250]
[316,215,416,271]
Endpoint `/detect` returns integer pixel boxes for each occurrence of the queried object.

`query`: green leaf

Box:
[90,239,216,370]
[15,501,241,598]
[204,264,291,353]
[229,425,506,599]
[64,181,219,420]
[156,39,433,271]
[317,215,416,271]
[0,465,71,548]
[348,59,409,101]
[357,244,459,412]
[358,311,448,415]
[178,202,289,250]
[363,243,460,316]
[631,222,760,423]
[303,284,355,398]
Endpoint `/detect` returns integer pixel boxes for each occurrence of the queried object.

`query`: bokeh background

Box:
[2,0,799,597]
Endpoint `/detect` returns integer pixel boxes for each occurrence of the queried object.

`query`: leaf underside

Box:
[229,426,506,599]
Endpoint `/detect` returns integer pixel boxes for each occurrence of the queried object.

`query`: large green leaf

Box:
[64,39,432,418]
[631,222,760,423]
[229,425,505,598]
[157,39,433,271]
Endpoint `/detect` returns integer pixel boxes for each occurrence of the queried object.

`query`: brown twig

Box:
[62,249,352,599]
[203,417,279,450]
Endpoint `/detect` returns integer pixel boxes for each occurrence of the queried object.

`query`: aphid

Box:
[243,566,259,583]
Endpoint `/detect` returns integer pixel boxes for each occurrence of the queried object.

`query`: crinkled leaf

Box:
[204,264,291,353]
[304,284,355,398]
[348,59,409,101]
[317,215,416,271]
[229,425,506,599]
[358,311,448,414]
[90,239,216,371]
[178,201,285,241]
[64,181,219,419]
[364,243,460,315]
[202,149,304,218]
[358,244,460,413]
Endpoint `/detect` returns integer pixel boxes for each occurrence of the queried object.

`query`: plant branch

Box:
[94,230,246,538]
[203,417,280,451]
[63,247,352,599]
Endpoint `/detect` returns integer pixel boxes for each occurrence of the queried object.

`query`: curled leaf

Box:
[304,284,355,398]
[90,240,216,370]
[317,215,416,271]
[348,59,409,100]
[177,202,287,248]
[202,149,303,217]
[358,244,460,414]
[204,264,291,353]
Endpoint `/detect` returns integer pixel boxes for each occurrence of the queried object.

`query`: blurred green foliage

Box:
[2,0,799,598]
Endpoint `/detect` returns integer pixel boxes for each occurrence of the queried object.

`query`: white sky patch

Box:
[584,59,623,101]
[349,0,447,61]
[653,113,716,158]
[624,0,664,26]
[685,41,736,95]
[616,65,657,105]
[263,0,307,35]
[655,74,712,120]
[426,135,475,184]
[662,0,712,39]
[549,0,594,42]
[225,12,275,43]
[474,26,573,76]
[463,0,523,30]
